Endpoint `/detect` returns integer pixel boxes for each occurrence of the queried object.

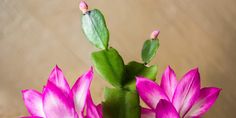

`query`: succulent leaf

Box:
[82,9,109,49]
[124,61,157,90]
[103,88,140,118]
[141,39,159,64]
[91,48,125,87]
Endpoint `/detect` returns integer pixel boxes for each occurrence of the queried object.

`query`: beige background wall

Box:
[1,0,236,117]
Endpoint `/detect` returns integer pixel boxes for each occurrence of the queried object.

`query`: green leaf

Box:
[82,9,109,49]
[103,88,140,118]
[91,48,125,87]
[141,39,159,64]
[124,61,157,90]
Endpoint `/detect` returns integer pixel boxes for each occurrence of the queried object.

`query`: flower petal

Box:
[172,68,200,117]
[155,99,180,118]
[141,108,155,118]
[47,65,70,95]
[184,87,221,117]
[96,104,102,116]
[72,67,93,116]
[21,116,43,118]
[21,89,45,117]
[160,66,178,101]
[43,84,77,118]
[136,77,169,109]
[86,91,102,118]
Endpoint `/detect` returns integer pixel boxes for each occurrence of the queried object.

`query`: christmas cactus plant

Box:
[21,1,221,118]
[80,1,160,117]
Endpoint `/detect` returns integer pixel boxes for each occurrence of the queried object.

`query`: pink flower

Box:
[21,66,102,118]
[150,30,160,39]
[79,1,88,14]
[136,66,221,118]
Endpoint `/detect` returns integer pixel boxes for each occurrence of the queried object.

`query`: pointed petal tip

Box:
[161,66,177,101]
[173,67,201,116]
[22,89,45,117]
[89,66,94,74]
[55,64,59,68]
[213,87,222,92]
[164,65,175,75]
[135,76,142,81]
[21,89,27,94]
[192,67,199,72]
[50,65,63,77]
[84,67,94,81]
[71,68,94,114]
[213,87,222,98]
[164,66,176,75]
[217,87,222,91]
[47,65,70,95]
[183,67,200,81]
[167,65,172,69]
[205,87,222,94]
[22,89,41,95]
[185,87,221,117]
[42,86,46,93]
[90,66,93,70]
[54,65,61,71]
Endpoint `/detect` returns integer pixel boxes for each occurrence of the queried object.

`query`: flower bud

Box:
[150,30,160,39]
[79,1,88,14]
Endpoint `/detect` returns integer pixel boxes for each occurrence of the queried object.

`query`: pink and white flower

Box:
[136,66,221,118]
[21,66,102,118]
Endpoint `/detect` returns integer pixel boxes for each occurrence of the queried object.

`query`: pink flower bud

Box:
[79,1,88,14]
[150,30,160,39]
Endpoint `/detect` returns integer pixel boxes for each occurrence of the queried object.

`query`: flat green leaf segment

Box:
[103,88,140,118]
[91,48,125,87]
[82,9,109,49]
[80,5,160,118]
[124,61,157,90]
[141,39,160,64]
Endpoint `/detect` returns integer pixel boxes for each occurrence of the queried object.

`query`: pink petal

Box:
[96,104,102,116]
[136,77,169,109]
[184,87,221,117]
[155,99,180,118]
[141,108,155,118]
[47,65,70,95]
[43,84,77,118]
[160,66,178,101]
[172,68,200,117]
[21,116,43,118]
[72,67,93,116]
[86,91,102,118]
[21,90,45,117]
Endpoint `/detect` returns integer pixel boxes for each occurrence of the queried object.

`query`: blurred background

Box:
[0,0,236,117]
